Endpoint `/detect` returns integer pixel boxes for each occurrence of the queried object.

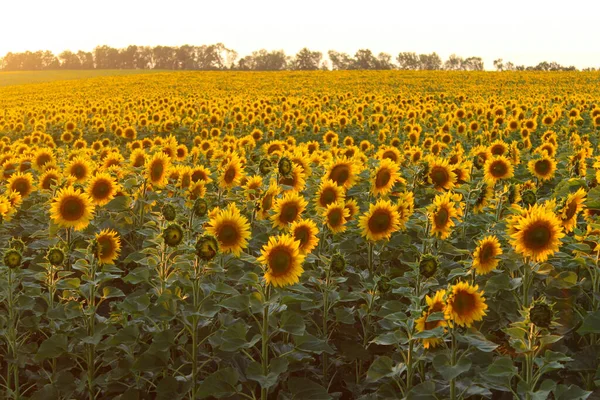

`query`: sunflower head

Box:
[3,248,22,269]
[330,252,346,274]
[8,237,26,253]
[419,254,439,278]
[163,224,184,247]
[278,157,293,176]
[94,229,122,264]
[162,204,176,221]
[521,190,537,207]
[46,246,66,266]
[528,299,556,329]
[259,158,272,175]
[258,234,305,288]
[50,186,95,231]
[195,235,219,261]
[445,281,488,327]
[193,198,208,217]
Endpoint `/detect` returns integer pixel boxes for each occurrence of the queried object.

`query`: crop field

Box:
[1,70,600,399]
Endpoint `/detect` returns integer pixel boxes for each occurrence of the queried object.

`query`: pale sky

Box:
[1,0,599,70]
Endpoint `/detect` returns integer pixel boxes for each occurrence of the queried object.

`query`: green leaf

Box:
[246,362,280,389]
[102,286,125,299]
[530,379,556,400]
[219,322,259,352]
[36,334,68,361]
[485,357,517,378]
[219,294,249,311]
[366,356,404,382]
[577,311,600,335]
[197,367,239,399]
[406,381,436,399]
[412,326,444,339]
[280,311,306,335]
[287,377,332,400]
[371,330,405,346]
[485,273,511,294]
[432,353,471,380]
[156,376,179,400]
[294,333,334,354]
[553,384,592,400]
[456,331,498,352]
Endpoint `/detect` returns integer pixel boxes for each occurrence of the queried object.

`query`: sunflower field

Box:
[1,70,600,400]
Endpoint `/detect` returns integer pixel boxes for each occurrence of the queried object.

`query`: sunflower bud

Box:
[47,247,66,266]
[162,204,176,221]
[193,198,208,217]
[330,253,346,274]
[195,235,219,261]
[163,223,184,247]
[9,237,26,253]
[521,190,536,207]
[278,157,292,176]
[259,159,272,175]
[419,254,438,278]
[529,302,554,329]
[3,249,22,269]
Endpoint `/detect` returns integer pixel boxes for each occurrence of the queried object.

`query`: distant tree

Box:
[120,45,139,69]
[77,51,94,69]
[59,50,82,69]
[152,46,176,69]
[443,54,464,70]
[419,52,442,70]
[197,43,237,70]
[42,51,60,69]
[396,52,420,70]
[94,45,121,69]
[328,50,353,70]
[175,45,197,70]
[375,52,395,70]
[136,46,154,69]
[352,49,378,69]
[291,48,322,70]
[463,56,484,71]
[504,61,515,71]
[493,58,504,71]
[242,49,289,71]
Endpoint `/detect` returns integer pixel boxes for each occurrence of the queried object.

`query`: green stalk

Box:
[367,242,374,274]
[322,267,331,384]
[406,339,414,391]
[191,258,202,399]
[87,255,97,400]
[450,327,457,400]
[6,268,20,399]
[523,260,531,308]
[261,286,270,400]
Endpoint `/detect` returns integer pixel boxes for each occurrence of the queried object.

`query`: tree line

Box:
[0,43,592,71]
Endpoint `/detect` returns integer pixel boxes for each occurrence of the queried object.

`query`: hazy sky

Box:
[1,0,599,69]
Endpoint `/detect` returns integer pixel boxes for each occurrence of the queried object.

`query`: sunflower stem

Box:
[6,268,20,399]
[450,326,457,400]
[367,242,374,274]
[138,179,147,228]
[322,266,331,385]
[261,285,270,400]
[523,260,531,308]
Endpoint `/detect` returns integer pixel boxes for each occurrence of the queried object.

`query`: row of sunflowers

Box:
[0,70,600,399]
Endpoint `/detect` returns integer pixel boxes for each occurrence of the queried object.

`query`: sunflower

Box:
[206,204,251,256]
[258,234,305,288]
[145,152,171,188]
[484,155,514,185]
[86,172,119,206]
[271,191,307,230]
[528,155,556,182]
[472,235,503,275]
[415,290,447,349]
[323,201,350,234]
[315,179,345,209]
[219,153,245,189]
[427,192,463,240]
[472,184,494,213]
[344,198,360,220]
[243,175,263,200]
[559,187,586,233]
[257,180,281,220]
[50,186,95,231]
[325,157,359,189]
[279,164,306,192]
[371,159,404,196]
[358,199,401,242]
[66,156,92,183]
[33,148,54,171]
[7,172,34,198]
[509,204,565,262]
[426,157,457,191]
[445,282,488,327]
[95,229,121,264]
[290,218,319,255]
[39,168,61,191]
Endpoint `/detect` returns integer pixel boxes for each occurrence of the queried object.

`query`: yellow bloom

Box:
[258,234,305,288]
[445,282,487,328]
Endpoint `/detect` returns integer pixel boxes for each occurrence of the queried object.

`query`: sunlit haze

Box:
[1,0,599,69]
